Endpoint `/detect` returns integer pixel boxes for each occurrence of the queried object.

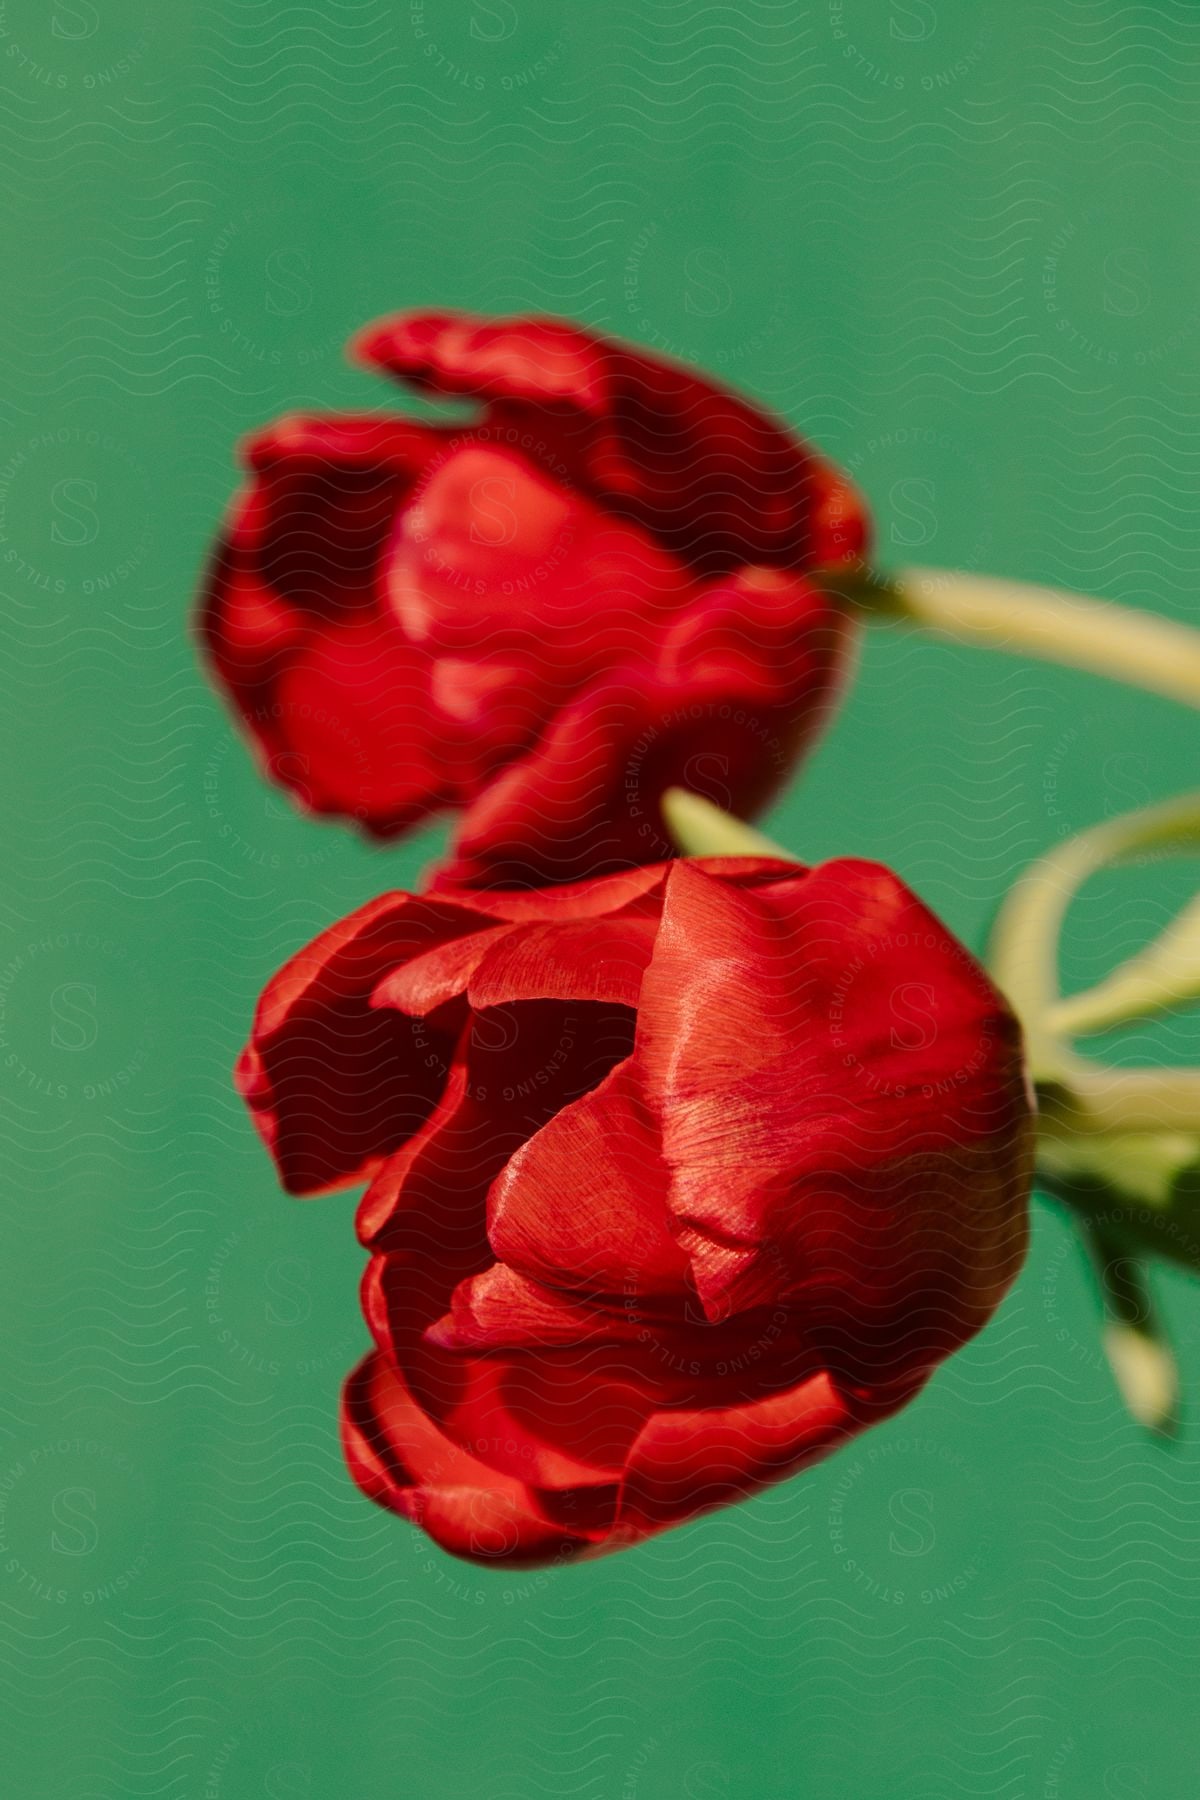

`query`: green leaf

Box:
[1038,1130,1200,1275]
[1080,1221,1179,1436]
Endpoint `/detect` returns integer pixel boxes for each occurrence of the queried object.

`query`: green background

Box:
[3,1,1200,1793]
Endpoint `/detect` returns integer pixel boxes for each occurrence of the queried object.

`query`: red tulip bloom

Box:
[200,310,868,886]
[237,857,1032,1566]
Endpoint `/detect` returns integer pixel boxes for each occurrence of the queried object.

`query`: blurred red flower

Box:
[200,310,868,886]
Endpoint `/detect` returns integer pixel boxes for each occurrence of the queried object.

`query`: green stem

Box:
[1048,890,1200,1037]
[825,566,1200,710]
[987,792,1200,1091]
[1041,1067,1200,1140]
[661,789,796,862]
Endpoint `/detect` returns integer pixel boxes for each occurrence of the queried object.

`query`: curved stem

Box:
[987,793,1200,1131]
[1048,891,1200,1037]
[824,567,1200,711]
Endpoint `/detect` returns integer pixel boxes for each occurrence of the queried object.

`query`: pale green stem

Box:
[661,789,796,862]
[987,793,1200,1036]
[1048,890,1200,1037]
[825,566,1200,711]
[1042,1068,1200,1139]
[987,793,1200,1134]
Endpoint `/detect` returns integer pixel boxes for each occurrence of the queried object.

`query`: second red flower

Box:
[200,309,869,886]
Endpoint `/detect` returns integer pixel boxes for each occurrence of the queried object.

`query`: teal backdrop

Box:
[4,2,1200,1794]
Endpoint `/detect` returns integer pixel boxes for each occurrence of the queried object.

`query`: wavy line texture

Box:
[2,0,1200,1793]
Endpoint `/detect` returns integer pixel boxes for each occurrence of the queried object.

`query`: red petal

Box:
[354,1058,480,1253]
[352,1025,536,1262]
[357,999,635,1251]
[440,678,674,888]
[198,410,460,837]
[430,1260,836,1423]
[374,914,655,1015]
[365,1255,652,1492]
[408,1344,639,1490]
[438,862,671,919]
[615,1371,923,1538]
[342,1352,597,1566]
[469,915,658,1009]
[266,612,446,831]
[244,411,443,476]
[438,568,854,888]
[428,1263,618,1352]
[198,564,304,686]
[808,459,871,568]
[487,1059,689,1301]
[213,413,442,621]
[386,441,689,675]
[355,308,870,578]
[373,924,513,1017]
[238,892,485,1194]
[355,312,609,412]
[633,859,1032,1376]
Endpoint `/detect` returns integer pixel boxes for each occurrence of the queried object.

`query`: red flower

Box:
[200,310,868,886]
[237,857,1032,1566]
